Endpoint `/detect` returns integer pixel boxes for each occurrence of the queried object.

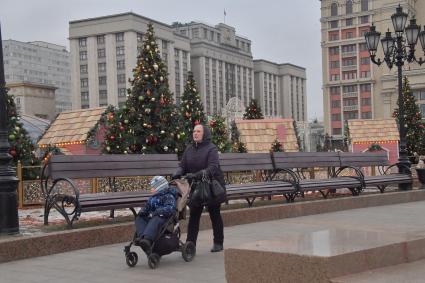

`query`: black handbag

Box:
[188,171,211,207]
[188,170,227,207]
[209,179,226,205]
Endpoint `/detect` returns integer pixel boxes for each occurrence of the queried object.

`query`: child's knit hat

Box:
[149,176,168,193]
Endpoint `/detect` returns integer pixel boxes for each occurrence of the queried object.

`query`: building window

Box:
[79,51,87,61]
[99,90,107,99]
[98,63,106,72]
[342,57,356,66]
[361,111,372,119]
[118,88,127,97]
[359,43,368,51]
[346,32,353,39]
[361,97,371,106]
[342,71,357,80]
[330,20,339,28]
[81,91,89,100]
[360,83,371,92]
[360,15,369,24]
[360,57,370,65]
[97,35,105,45]
[80,64,88,74]
[116,32,124,42]
[331,100,341,108]
[332,113,341,121]
[331,2,338,16]
[192,28,199,38]
[116,46,125,56]
[346,18,353,26]
[330,74,340,81]
[330,60,340,68]
[333,128,342,135]
[346,0,353,14]
[137,33,143,42]
[99,76,107,85]
[361,0,369,11]
[117,60,125,70]
[117,74,126,84]
[98,48,105,58]
[360,71,370,78]
[329,46,340,55]
[182,51,188,59]
[344,111,358,119]
[330,86,340,94]
[329,33,339,41]
[342,44,356,53]
[343,85,357,93]
[79,38,87,47]
[81,78,88,87]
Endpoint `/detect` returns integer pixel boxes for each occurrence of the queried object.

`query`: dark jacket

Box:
[138,187,177,218]
[176,125,225,187]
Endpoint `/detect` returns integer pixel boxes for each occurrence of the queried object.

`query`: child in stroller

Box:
[124,176,195,269]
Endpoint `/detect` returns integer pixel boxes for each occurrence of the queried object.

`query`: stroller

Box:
[124,178,195,269]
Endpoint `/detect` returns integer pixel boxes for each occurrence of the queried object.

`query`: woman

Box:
[173,124,226,252]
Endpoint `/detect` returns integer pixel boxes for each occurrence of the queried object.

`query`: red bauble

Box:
[194,120,200,125]
[185,112,191,117]
[119,126,125,131]
[210,120,216,127]
[110,135,115,140]
[160,98,165,105]
[9,150,17,157]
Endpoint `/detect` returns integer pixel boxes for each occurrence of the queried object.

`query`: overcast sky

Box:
[1,0,323,120]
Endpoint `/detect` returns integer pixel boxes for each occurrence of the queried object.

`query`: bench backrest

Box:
[272,152,341,169]
[218,153,274,173]
[47,154,179,179]
[338,152,389,167]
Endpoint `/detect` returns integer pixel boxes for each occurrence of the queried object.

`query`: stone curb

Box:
[1,190,424,263]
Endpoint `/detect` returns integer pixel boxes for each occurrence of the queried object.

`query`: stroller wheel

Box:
[126,252,138,267]
[148,253,160,269]
[182,241,196,262]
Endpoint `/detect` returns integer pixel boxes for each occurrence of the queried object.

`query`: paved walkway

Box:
[2,201,425,282]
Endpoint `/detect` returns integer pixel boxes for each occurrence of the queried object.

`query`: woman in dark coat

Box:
[173,124,225,252]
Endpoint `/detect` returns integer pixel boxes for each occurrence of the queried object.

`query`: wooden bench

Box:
[41,154,179,227]
[338,152,412,192]
[219,153,297,206]
[271,152,365,200]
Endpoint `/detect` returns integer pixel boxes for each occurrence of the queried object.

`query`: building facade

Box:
[7,82,56,121]
[69,13,191,109]
[174,22,255,116]
[320,0,425,138]
[2,40,71,113]
[253,60,307,120]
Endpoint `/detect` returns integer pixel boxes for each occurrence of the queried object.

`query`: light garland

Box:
[353,140,398,145]
[39,140,86,148]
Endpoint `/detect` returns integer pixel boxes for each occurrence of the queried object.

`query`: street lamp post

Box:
[0,25,20,235]
[365,5,425,190]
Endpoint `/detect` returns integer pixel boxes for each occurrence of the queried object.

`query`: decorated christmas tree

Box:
[343,120,350,152]
[230,120,247,153]
[393,76,424,156]
[243,99,264,120]
[180,71,207,146]
[270,139,284,152]
[5,91,38,167]
[209,115,231,153]
[103,23,184,154]
[293,120,302,151]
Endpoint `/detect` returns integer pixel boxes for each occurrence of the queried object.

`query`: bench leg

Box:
[129,207,137,218]
[110,209,115,218]
[377,185,386,193]
[246,197,256,207]
[43,199,52,225]
[319,190,330,199]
